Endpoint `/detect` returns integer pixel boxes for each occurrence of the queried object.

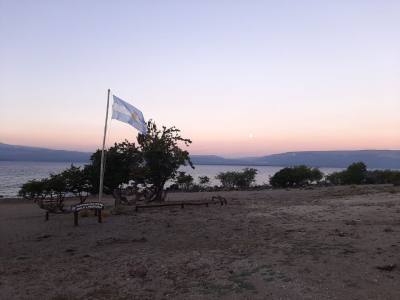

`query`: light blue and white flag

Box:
[111,95,147,134]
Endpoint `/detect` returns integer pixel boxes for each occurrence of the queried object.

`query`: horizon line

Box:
[1,142,400,158]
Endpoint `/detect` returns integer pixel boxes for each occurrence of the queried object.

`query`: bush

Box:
[269,165,323,188]
[47,173,67,200]
[198,176,210,186]
[365,170,400,185]
[61,165,92,203]
[344,162,367,184]
[328,162,400,185]
[18,174,67,212]
[175,171,194,190]
[327,162,367,185]
[215,171,236,189]
[216,168,258,189]
[19,179,48,199]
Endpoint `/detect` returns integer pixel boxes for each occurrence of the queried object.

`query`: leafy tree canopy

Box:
[216,168,258,189]
[87,120,193,201]
[61,165,92,203]
[87,140,143,194]
[270,165,323,188]
[137,121,193,201]
[327,162,367,185]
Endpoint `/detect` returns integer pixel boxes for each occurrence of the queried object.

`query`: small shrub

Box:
[216,168,258,189]
[175,171,194,190]
[198,176,210,186]
[270,166,323,188]
[19,179,47,200]
[62,165,91,203]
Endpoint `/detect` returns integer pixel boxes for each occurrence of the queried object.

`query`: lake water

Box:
[0,161,344,198]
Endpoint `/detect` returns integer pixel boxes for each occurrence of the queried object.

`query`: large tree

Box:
[87,121,193,202]
[87,140,143,194]
[137,121,193,201]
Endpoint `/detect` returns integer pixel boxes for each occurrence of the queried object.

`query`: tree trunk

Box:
[149,184,166,202]
[113,188,123,206]
[151,188,163,202]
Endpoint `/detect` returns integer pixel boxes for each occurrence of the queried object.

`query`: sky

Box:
[0,0,399,157]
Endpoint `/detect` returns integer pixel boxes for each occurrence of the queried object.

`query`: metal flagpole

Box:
[99,89,110,202]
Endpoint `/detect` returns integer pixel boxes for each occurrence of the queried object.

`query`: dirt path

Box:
[1,185,400,299]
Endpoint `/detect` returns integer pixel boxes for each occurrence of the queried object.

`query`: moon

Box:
[248,133,254,139]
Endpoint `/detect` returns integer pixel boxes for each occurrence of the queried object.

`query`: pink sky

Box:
[1,1,399,156]
[1,116,399,157]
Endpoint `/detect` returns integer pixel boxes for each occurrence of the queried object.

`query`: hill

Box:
[189,155,248,165]
[249,150,400,169]
[191,150,400,169]
[0,143,91,162]
[1,143,399,168]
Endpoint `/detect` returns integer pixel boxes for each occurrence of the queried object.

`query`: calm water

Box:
[0,161,84,197]
[0,161,343,197]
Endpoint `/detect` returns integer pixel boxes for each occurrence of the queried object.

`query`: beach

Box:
[1,185,400,299]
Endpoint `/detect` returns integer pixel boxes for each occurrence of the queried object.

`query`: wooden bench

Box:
[134,196,227,212]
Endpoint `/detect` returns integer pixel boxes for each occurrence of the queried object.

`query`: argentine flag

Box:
[111,95,147,134]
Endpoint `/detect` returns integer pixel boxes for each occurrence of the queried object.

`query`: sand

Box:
[1,185,400,299]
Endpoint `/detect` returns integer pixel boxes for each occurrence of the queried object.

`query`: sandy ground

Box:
[1,185,400,300]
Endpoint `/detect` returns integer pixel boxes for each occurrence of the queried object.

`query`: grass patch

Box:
[198,265,291,296]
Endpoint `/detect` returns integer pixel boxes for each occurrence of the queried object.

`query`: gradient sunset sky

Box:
[0,0,399,157]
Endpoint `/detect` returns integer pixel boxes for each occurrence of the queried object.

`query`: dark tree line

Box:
[171,168,258,192]
[327,162,400,185]
[19,166,91,203]
[269,162,400,188]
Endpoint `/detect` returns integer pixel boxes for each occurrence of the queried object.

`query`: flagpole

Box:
[99,89,110,202]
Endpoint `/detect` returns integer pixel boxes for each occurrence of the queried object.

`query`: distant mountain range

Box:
[191,151,400,169]
[1,143,399,169]
[0,143,91,162]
